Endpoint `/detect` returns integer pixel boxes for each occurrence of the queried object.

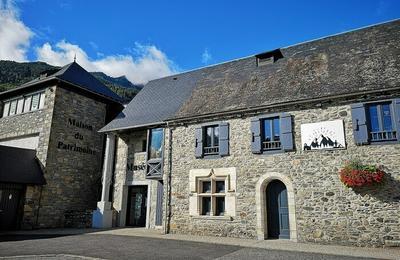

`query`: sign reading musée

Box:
[57,118,97,155]
[301,120,346,151]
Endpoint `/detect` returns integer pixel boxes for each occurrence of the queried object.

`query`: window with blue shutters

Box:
[262,117,281,150]
[195,122,229,158]
[352,100,400,144]
[251,113,293,154]
[204,125,219,155]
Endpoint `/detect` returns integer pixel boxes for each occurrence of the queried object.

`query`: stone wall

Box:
[36,86,108,228]
[0,86,56,228]
[112,130,162,228]
[167,94,400,247]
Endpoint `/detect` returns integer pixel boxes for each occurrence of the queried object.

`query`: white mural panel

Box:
[301,120,346,151]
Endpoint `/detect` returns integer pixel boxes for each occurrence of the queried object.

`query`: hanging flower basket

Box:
[339,161,385,187]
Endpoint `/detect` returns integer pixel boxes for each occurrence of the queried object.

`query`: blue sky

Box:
[0,0,399,83]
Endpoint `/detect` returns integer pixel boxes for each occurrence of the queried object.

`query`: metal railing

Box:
[370,130,397,142]
[204,146,219,155]
[262,140,281,150]
[146,159,162,179]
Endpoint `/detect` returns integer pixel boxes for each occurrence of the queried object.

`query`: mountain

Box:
[91,72,143,101]
[0,60,142,102]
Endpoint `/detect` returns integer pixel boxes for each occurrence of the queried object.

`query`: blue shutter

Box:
[251,118,262,153]
[351,103,369,145]
[219,122,229,156]
[280,113,294,151]
[394,99,400,143]
[195,127,203,158]
[155,181,163,226]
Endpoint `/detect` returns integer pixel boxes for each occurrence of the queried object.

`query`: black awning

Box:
[0,145,46,185]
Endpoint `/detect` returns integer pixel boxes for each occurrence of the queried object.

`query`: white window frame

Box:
[198,177,227,216]
[189,167,236,218]
[1,90,46,118]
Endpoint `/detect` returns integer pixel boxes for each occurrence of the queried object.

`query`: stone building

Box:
[97,20,400,247]
[0,62,122,229]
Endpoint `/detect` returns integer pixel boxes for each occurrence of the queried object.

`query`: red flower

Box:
[339,163,385,187]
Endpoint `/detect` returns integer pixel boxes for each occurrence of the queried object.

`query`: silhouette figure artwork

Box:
[301,120,346,151]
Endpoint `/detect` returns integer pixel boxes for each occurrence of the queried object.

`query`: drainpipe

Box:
[164,123,173,234]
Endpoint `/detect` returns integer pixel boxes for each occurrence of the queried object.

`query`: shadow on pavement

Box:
[0,234,75,242]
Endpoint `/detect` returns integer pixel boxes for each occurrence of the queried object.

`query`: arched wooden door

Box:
[266,180,290,239]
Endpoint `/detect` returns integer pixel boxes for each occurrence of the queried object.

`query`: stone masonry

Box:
[166,92,400,247]
[0,86,56,228]
[0,84,112,228]
[111,130,161,229]
[36,86,108,228]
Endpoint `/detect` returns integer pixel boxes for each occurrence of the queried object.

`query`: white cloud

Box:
[201,48,212,64]
[0,0,34,61]
[0,0,177,84]
[36,41,177,84]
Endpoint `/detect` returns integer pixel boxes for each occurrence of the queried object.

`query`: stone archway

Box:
[255,172,297,241]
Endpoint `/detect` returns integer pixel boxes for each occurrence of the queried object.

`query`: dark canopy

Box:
[0,145,46,185]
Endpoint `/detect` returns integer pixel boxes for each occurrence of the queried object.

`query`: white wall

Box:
[0,134,39,150]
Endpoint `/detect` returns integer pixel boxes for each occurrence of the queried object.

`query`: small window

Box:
[146,128,164,178]
[367,102,397,142]
[255,49,283,67]
[204,125,219,155]
[23,96,32,113]
[202,181,211,193]
[262,117,281,150]
[148,128,163,159]
[9,100,17,116]
[16,98,24,114]
[201,197,211,215]
[1,91,45,118]
[198,178,226,216]
[215,197,225,216]
[31,93,40,110]
[39,92,46,109]
[215,181,225,193]
[2,102,10,117]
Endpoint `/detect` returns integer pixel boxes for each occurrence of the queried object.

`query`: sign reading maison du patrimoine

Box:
[57,118,96,155]
[301,120,346,151]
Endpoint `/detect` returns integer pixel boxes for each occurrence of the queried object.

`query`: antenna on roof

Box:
[74,53,76,63]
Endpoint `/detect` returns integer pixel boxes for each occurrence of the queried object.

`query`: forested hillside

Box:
[0,60,142,102]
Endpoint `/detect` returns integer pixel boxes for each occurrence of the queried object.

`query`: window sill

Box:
[302,147,346,152]
[368,140,400,146]
[201,154,223,159]
[191,215,233,221]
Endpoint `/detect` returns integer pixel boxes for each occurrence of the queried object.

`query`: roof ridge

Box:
[147,18,400,84]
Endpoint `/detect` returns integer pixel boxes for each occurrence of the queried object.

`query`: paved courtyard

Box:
[0,232,396,260]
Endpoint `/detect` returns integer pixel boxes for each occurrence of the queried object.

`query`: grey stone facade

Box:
[165,93,400,247]
[100,20,400,247]
[0,86,56,228]
[0,83,118,229]
[111,130,162,229]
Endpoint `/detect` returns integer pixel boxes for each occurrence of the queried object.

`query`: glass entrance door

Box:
[126,186,148,227]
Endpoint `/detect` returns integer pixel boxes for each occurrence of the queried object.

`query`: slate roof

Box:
[173,19,400,120]
[0,145,45,185]
[102,19,400,132]
[100,70,203,132]
[0,62,123,103]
